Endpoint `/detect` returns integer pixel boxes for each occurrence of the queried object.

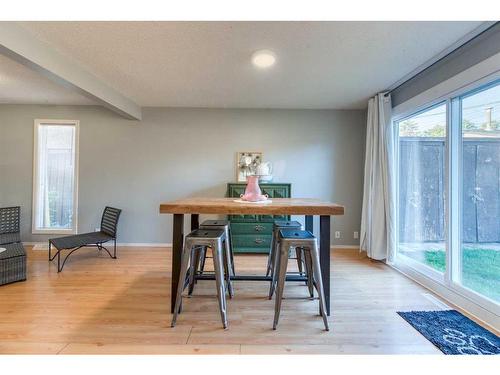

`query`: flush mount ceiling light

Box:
[251,50,276,69]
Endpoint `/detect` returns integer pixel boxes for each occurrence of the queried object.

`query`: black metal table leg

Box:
[305,215,313,233]
[171,214,184,313]
[191,214,199,231]
[320,215,331,316]
[189,214,201,289]
[305,215,314,286]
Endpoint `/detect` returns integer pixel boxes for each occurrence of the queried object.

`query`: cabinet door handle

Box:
[254,238,264,244]
[254,225,265,232]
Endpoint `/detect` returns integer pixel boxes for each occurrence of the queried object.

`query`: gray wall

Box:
[0,105,366,245]
[392,22,500,107]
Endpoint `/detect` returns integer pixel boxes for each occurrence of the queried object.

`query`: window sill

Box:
[32,229,76,235]
[394,254,445,284]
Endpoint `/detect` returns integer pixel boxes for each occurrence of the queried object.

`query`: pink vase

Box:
[240,175,268,202]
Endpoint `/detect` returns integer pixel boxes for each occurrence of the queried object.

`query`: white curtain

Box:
[360,93,396,262]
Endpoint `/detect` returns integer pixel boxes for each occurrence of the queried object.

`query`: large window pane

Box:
[397,104,447,273]
[34,122,78,232]
[460,83,500,302]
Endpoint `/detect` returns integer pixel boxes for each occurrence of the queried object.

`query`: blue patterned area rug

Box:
[397,310,500,355]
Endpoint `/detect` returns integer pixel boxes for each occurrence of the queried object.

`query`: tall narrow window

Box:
[33,120,79,234]
[459,82,500,303]
[397,103,447,274]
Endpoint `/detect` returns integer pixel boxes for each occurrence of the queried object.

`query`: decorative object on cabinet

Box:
[240,175,269,202]
[256,161,273,182]
[226,182,291,253]
[236,152,262,182]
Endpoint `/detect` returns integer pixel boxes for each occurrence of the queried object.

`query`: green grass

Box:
[403,247,500,302]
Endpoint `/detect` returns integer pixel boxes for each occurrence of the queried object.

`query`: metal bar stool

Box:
[171,228,229,329]
[188,220,235,297]
[267,220,313,299]
[273,229,329,331]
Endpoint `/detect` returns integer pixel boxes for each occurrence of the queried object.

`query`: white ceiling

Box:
[1,21,484,109]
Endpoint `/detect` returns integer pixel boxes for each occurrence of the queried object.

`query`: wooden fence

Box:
[399,137,500,243]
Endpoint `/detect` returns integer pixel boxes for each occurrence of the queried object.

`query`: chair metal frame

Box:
[267,220,312,299]
[272,229,329,331]
[48,206,121,272]
[171,228,229,329]
[188,220,235,297]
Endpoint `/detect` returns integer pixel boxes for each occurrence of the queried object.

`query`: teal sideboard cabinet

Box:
[226,183,291,254]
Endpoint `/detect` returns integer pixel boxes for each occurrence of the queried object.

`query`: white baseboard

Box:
[27,241,359,251]
[27,242,171,250]
[115,243,171,247]
[31,243,48,250]
[331,245,359,250]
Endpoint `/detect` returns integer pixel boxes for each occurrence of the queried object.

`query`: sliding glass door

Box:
[397,103,447,275]
[395,78,500,311]
[459,83,500,303]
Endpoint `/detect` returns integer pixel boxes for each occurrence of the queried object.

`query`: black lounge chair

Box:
[49,206,122,272]
[0,206,27,286]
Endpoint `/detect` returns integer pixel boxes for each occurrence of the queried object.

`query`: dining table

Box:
[159,197,344,316]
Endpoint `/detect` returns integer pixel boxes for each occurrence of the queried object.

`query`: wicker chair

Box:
[0,206,27,286]
[49,206,122,272]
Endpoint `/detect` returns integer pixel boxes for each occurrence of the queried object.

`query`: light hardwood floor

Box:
[0,246,453,354]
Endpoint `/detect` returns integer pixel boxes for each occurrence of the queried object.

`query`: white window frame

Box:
[32,119,80,235]
[450,82,500,314]
[392,66,500,319]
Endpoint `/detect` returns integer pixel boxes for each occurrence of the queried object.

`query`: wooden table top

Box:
[160,197,344,216]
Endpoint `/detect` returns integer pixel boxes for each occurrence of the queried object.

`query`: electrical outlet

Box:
[335,231,341,239]
[353,231,359,239]
[95,227,100,232]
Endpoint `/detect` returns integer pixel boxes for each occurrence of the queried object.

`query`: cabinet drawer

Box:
[227,185,245,198]
[259,214,290,222]
[231,222,273,235]
[228,214,258,222]
[232,234,272,249]
[233,247,269,254]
